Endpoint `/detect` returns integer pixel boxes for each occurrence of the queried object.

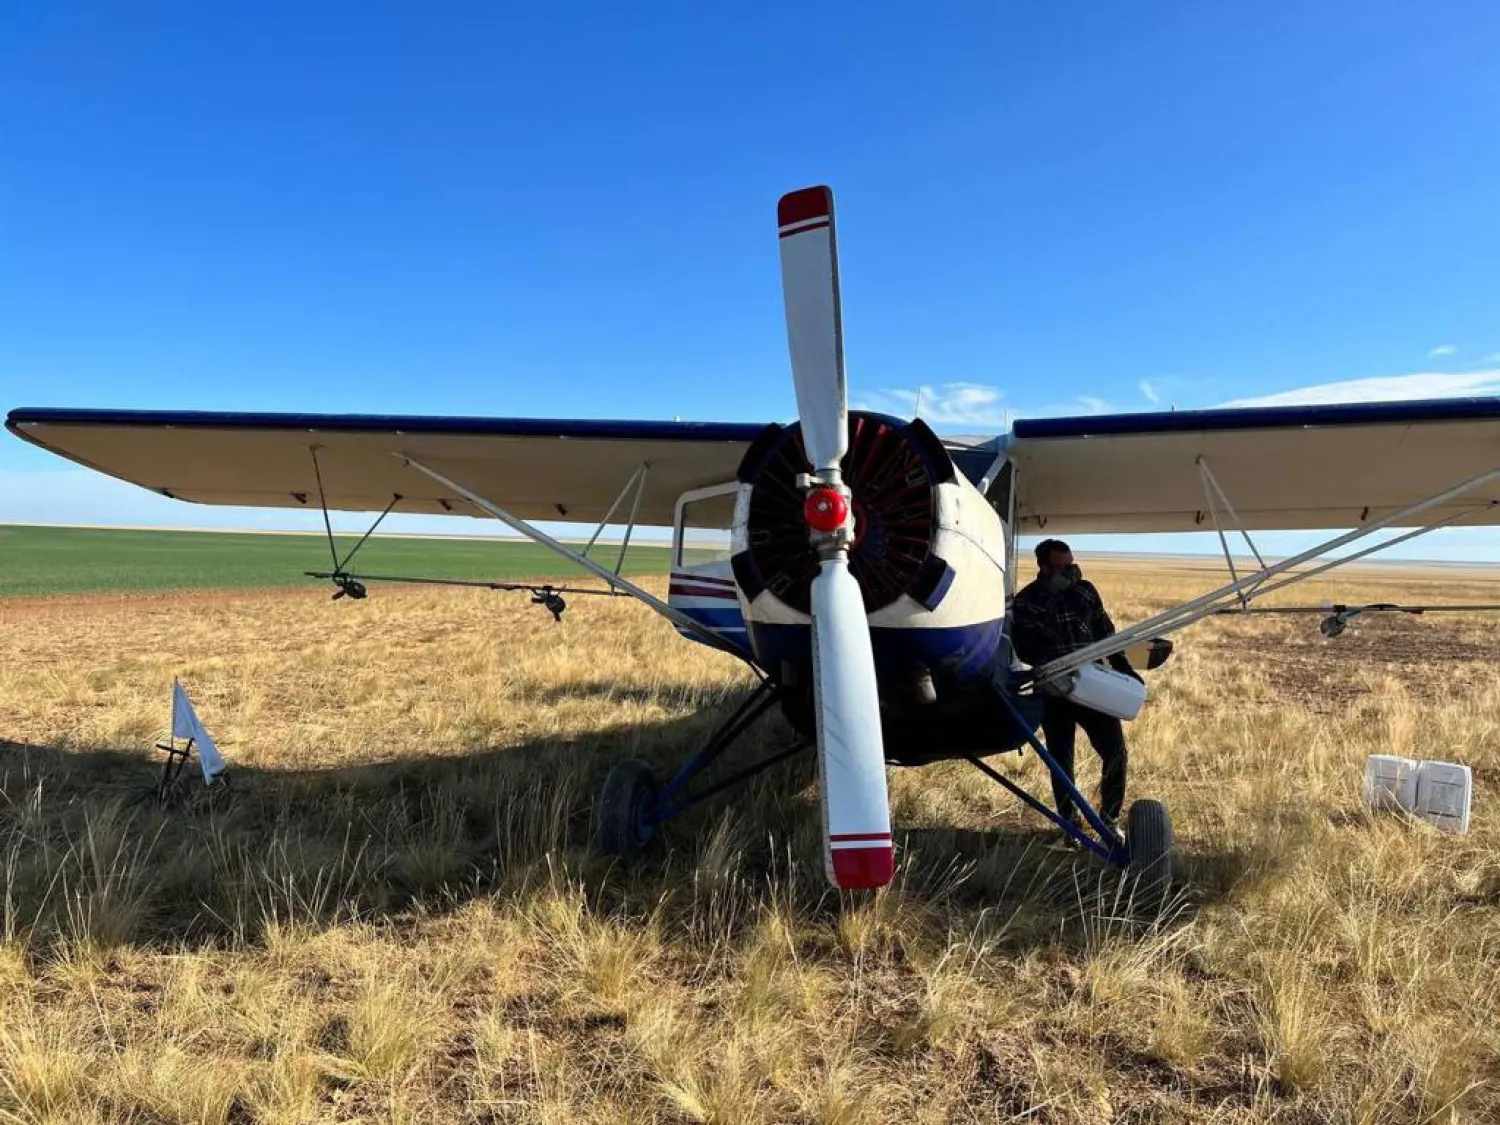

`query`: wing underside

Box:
[13,397,1500,535]
[5,408,770,528]
[1007,397,1500,533]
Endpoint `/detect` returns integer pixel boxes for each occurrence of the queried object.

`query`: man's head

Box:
[1034,538,1081,590]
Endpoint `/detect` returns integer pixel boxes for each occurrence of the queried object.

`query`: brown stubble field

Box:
[1,558,1498,1123]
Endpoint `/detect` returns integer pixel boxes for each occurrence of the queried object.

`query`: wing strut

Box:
[578,460,652,577]
[299,445,675,627]
[395,453,752,660]
[1028,462,1500,685]
[307,445,403,600]
[1196,455,1269,607]
[1209,500,1492,610]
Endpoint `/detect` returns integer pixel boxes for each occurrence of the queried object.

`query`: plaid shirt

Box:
[1009,577,1116,669]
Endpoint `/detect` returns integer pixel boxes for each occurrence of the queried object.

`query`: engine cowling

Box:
[729,411,1009,707]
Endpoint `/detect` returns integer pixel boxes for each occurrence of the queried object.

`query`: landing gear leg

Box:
[981,680,1179,917]
[592,678,811,868]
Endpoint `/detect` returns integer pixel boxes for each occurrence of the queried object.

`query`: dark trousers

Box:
[1041,695,1128,825]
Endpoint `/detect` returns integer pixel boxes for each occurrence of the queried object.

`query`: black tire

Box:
[1125,798,1174,918]
[595,759,660,862]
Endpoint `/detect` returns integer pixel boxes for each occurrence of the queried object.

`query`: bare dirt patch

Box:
[1201,614,1499,712]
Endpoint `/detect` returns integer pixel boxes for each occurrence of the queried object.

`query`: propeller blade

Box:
[778,185,847,472]
[810,558,893,890]
[777,184,891,889]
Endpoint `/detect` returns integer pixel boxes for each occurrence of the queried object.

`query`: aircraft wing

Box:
[4,407,769,527]
[1006,396,1500,533]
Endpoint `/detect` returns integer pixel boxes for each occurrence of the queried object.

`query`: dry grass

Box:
[1,559,1497,1122]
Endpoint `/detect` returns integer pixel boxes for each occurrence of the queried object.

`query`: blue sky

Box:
[3,2,1500,561]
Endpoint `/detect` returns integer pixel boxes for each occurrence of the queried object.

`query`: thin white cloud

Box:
[1138,380,1159,404]
[1428,344,1457,358]
[1220,369,1500,409]
[1485,353,1500,364]
[854,382,1010,427]
[1075,395,1110,414]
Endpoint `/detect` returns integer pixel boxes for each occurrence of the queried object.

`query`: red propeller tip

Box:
[778,186,833,229]
[831,845,895,890]
[804,487,849,533]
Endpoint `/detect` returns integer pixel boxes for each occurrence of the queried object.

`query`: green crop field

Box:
[0,524,705,596]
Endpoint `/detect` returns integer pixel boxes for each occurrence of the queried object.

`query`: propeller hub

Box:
[803,486,849,534]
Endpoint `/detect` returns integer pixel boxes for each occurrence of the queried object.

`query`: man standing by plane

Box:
[1009,539,1140,840]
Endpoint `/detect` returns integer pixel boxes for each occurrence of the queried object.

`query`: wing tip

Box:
[778,185,834,230]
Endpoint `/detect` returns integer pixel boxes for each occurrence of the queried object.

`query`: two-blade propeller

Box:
[776,186,894,890]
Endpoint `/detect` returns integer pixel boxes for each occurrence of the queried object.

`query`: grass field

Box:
[0,525,698,597]
[1,557,1497,1122]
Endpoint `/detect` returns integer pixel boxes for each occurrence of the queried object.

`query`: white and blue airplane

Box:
[10,185,1500,911]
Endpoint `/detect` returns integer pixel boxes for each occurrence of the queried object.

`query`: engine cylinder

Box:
[732,412,953,614]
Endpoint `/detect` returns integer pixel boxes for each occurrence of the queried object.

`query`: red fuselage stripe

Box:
[828,832,893,843]
[669,584,740,599]
[670,572,735,587]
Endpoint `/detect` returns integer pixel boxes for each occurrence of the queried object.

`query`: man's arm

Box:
[1009,595,1048,666]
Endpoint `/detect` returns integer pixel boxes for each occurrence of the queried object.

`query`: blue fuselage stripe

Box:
[677,607,747,628]
[749,618,1005,685]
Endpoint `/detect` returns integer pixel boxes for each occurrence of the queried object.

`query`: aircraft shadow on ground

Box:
[0,687,1241,955]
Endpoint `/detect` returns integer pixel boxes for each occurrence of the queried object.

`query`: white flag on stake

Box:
[172,679,227,785]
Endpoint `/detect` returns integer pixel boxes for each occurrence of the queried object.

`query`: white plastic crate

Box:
[1413,760,1473,835]
[1363,754,1418,813]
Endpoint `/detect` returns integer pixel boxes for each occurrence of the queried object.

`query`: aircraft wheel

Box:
[1125,798,1174,918]
[595,758,660,862]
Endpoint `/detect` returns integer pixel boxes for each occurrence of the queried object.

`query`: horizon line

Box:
[3,521,1492,569]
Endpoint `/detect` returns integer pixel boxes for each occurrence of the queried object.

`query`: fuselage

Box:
[669,411,1017,764]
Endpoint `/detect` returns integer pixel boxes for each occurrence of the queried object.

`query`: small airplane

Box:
[9,185,1500,912]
